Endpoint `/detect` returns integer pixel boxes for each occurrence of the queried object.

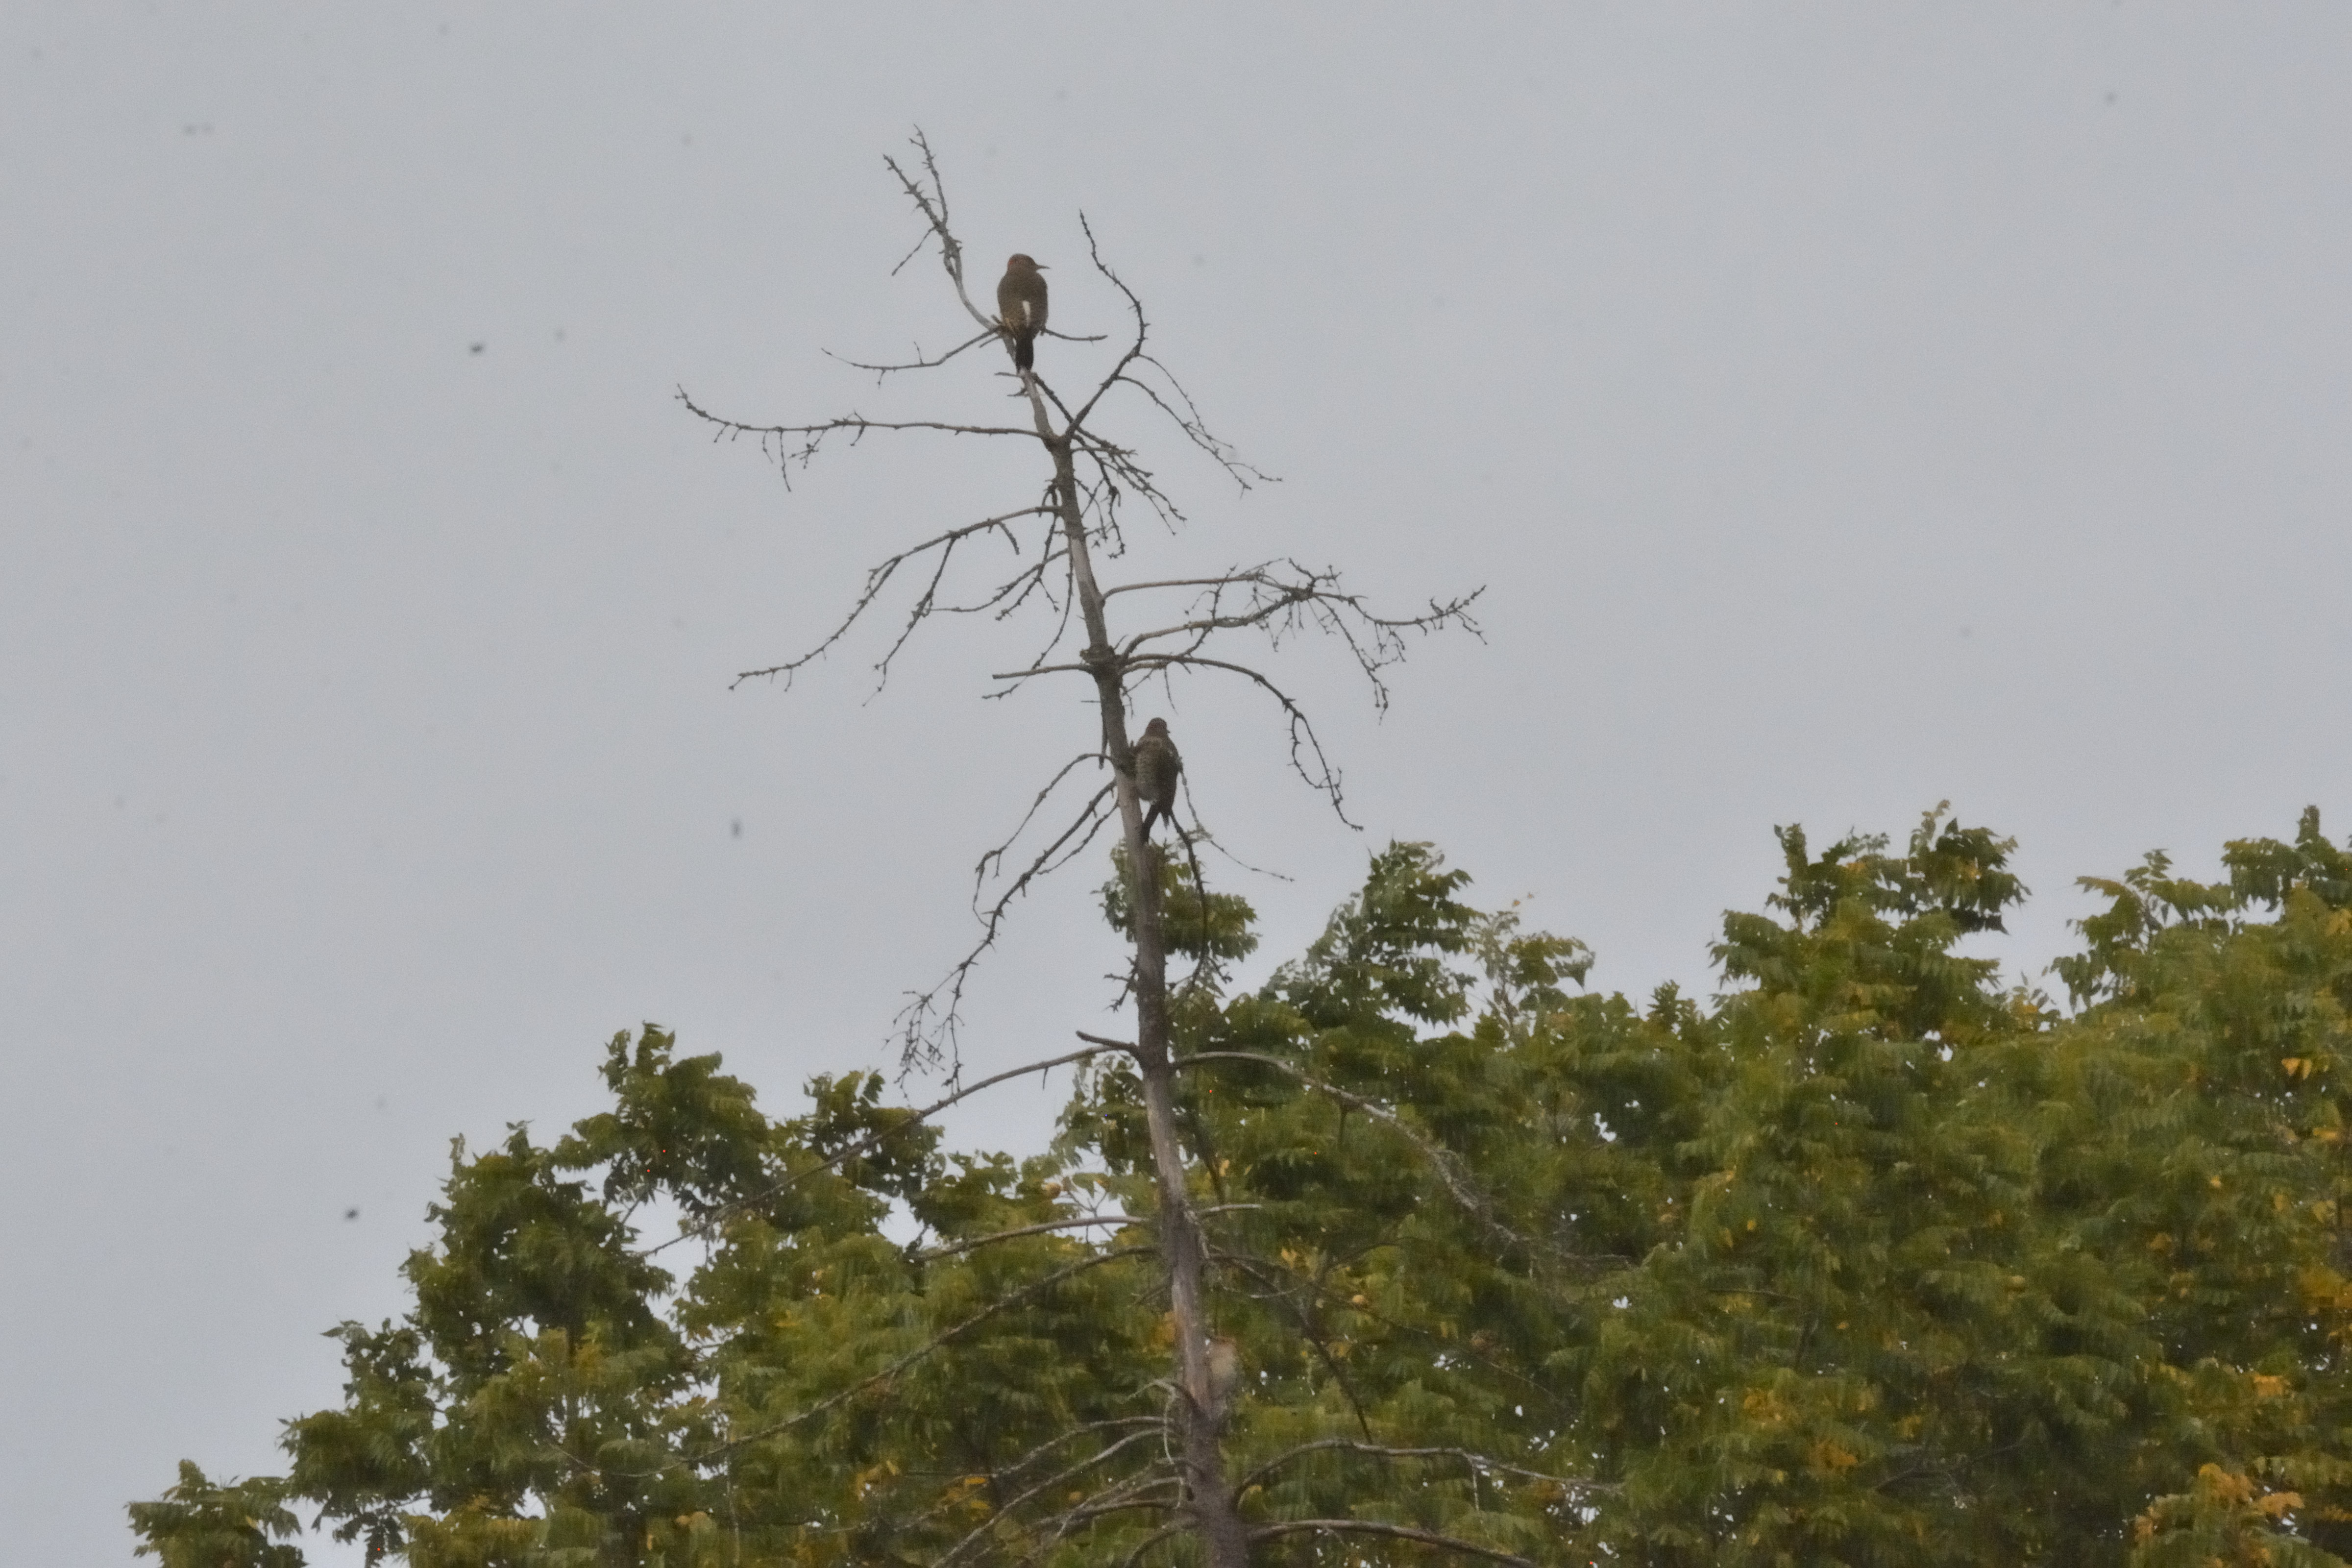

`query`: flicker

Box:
[1203,1336,1242,1421]
[996,253,1049,372]
[1134,717,1181,837]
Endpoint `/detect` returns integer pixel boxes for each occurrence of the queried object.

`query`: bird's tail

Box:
[1013,329,1036,371]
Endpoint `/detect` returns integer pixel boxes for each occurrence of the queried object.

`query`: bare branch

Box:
[732,506,1053,691]
[1111,355,1273,494]
[1065,217,1250,504]
[1045,218,1146,442]
[1126,655,1355,825]
[1195,831,1294,884]
[677,385,1035,478]
[829,327,1000,378]
[1101,574,1289,600]
[898,782,1120,1071]
[974,753,1113,900]
[895,1416,1168,1545]
[1117,562,1482,659]
[885,131,993,335]
[1116,564,1484,732]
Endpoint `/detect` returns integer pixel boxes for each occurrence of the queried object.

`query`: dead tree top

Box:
[678,129,1481,1072]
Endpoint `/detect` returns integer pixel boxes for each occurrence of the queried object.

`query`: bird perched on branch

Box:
[996,253,1049,372]
[1204,1335,1242,1417]
[1134,717,1182,837]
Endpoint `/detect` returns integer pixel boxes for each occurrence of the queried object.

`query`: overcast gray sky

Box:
[7,6,2350,1561]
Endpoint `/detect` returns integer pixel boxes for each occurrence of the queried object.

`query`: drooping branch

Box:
[1115,355,1267,493]
[897,778,1121,1070]
[1067,216,1270,495]
[727,504,1055,691]
[973,753,1115,901]
[1134,655,1356,823]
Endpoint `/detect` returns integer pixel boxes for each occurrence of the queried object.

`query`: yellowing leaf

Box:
[1808,1439,1860,1474]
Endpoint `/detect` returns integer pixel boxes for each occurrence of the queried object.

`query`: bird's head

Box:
[1007,253,1046,272]
[1143,717,1170,737]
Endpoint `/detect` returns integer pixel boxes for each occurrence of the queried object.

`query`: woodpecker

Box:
[1204,1336,1242,1416]
[996,253,1049,372]
[1134,717,1181,837]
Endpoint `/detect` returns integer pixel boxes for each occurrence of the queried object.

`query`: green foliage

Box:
[1100,843,1261,970]
[130,1463,304,1568]
[134,813,2352,1566]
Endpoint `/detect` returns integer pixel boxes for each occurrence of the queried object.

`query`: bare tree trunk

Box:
[1026,376,1247,1568]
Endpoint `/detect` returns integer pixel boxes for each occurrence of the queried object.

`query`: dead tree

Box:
[680,134,1484,1568]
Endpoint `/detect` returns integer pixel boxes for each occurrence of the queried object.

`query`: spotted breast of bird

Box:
[1134,717,1181,836]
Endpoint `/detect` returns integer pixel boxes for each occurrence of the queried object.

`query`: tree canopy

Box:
[133,806,2352,1566]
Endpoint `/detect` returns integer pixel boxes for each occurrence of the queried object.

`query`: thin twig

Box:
[902,787,1120,1071]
